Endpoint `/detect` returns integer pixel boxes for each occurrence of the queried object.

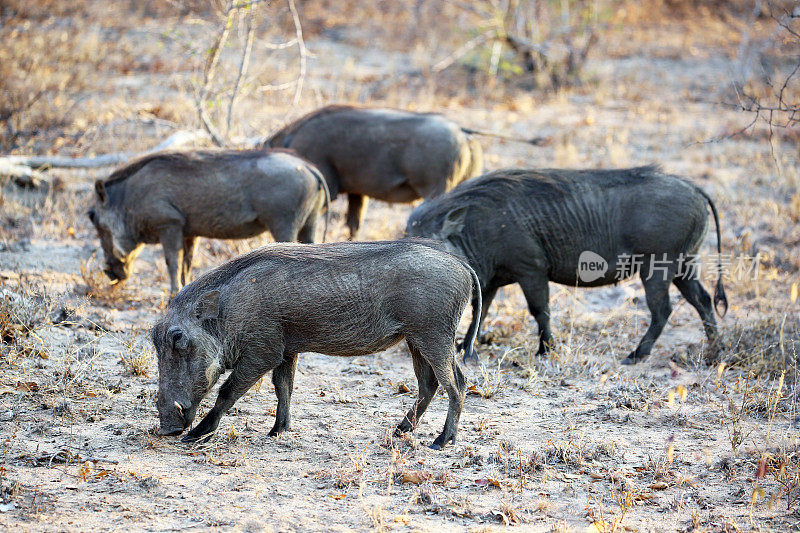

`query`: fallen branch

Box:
[0,161,48,187]
[0,129,212,172]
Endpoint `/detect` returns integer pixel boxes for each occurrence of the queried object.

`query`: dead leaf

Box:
[401,470,432,485]
[330,494,345,500]
[755,457,769,479]
[649,481,669,490]
[396,381,411,394]
[589,471,604,480]
[15,381,38,392]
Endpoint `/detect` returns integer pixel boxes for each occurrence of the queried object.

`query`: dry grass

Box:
[721,314,800,380]
[0,1,799,531]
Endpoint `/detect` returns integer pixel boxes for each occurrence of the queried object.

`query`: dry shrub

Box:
[722,314,800,379]
[79,257,127,304]
[541,438,618,468]
[0,281,57,363]
[120,347,154,377]
[759,444,800,510]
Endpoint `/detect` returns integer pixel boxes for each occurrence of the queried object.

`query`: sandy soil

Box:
[1,5,798,532]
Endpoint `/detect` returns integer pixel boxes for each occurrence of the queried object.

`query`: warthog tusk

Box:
[173,401,183,414]
[109,279,120,286]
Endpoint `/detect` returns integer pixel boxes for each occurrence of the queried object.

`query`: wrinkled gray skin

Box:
[152,240,481,450]
[406,166,728,365]
[88,149,330,295]
[264,105,483,239]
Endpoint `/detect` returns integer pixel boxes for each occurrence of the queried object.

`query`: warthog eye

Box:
[87,209,96,224]
[169,328,191,353]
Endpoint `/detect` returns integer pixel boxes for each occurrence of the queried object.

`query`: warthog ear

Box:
[440,206,468,239]
[94,180,108,204]
[195,290,220,320]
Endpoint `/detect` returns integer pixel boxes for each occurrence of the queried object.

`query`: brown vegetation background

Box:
[0,1,798,531]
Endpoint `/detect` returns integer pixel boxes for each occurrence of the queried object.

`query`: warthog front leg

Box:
[458,286,497,363]
[183,354,273,443]
[269,353,298,437]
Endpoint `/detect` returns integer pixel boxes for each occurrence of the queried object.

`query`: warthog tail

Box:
[462,265,483,363]
[697,187,728,317]
[461,127,547,146]
[308,165,331,242]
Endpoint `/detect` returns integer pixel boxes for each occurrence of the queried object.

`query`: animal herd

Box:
[87,104,728,449]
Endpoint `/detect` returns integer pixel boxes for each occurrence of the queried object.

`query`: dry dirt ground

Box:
[1,4,799,532]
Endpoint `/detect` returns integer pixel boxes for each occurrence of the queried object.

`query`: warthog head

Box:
[405,205,469,257]
[87,180,143,284]
[152,290,225,436]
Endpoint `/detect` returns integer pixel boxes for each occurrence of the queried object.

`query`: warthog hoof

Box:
[430,433,455,450]
[621,351,646,366]
[268,423,290,437]
[182,429,213,443]
[395,420,414,436]
[461,352,479,366]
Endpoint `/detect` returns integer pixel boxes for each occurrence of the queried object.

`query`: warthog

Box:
[263,105,483,239]
[152,240,481,449]
[405,166,728,365]
[88,149,330,295]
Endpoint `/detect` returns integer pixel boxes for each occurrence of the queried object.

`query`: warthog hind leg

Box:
[269,353,298,437]
[396,340,439,436]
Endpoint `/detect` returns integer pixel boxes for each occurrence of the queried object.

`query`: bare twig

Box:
[432,29,495,73]
[197,0,237,146]
[714,2,800,149]
[225,4,258,136]
[262,38,298,50]
[287,0,307,106]
[258,80,301,92]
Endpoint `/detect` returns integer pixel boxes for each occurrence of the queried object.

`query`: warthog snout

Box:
[158,399,192,436]
[103,259,130,284]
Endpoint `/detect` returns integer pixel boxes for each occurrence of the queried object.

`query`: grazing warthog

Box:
[88,149,330,295]
[152,240,481,450]
[263,105,483,239]
[406,166,728,365]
